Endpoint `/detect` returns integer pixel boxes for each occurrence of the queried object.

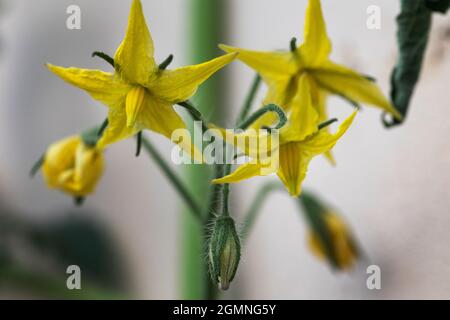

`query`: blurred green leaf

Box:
[386,0,432,127]
[425,0,450,13]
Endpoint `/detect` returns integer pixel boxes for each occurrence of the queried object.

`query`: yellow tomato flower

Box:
[42,136,104,197]
[308,212,359,270]
[219,0,401,122]
[47,0,236,159]
[212,75,356,197]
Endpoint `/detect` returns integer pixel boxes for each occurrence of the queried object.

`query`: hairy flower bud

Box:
[208,216,241,290]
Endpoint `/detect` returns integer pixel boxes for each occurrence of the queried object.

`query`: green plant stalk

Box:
[139,135,202,221]
[181,0,227,300]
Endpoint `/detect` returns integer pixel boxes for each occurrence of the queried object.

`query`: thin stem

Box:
[140,135,202,222]
[236,74,262,124]
[177,100,209,132]
[237,103,287,130]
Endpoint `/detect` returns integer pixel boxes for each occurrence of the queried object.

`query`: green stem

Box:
[140,135,202,221]
[236,74,262,124]
[237,103,287,130]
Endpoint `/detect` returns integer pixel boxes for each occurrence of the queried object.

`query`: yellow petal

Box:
[43,136,81,189]
[47,64,129,106]
[299,0,332,67]
[42,136,104,196]
[114,0,156,84]
[219,44,297,82]
[312,62,402,119]
[276,142,309,197]
[280,74,319,143]
[151,53,237,103]
[97,104,139,148]
[71,143,104,195]
[212,163,274,184]
[125,86,147,127]
[140,98,203,162]
[302,111,357,155]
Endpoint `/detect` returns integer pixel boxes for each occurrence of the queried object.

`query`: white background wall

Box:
[0,0,449,299]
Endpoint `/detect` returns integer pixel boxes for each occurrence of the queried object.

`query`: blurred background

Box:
[0,0,449,299]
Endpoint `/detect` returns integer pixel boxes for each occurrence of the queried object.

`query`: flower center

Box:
[125,86,147,128]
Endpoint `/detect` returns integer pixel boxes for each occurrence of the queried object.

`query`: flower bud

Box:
[42,135,104,197]
[307,212,359,270]
[208,216,241,290]
[300,191,359,270]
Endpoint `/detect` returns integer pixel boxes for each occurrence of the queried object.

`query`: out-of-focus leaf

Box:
[385,0,432,127]
[29,215,125,290]
[425,0,450,13]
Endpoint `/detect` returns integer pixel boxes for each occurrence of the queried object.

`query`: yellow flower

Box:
[42,136,104,197]
[308,212,358,270]
[47,0,236,159]
[219,0,400,165]
[212,75,356,197]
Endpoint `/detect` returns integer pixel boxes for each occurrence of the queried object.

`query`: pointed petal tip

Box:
[218,44,238,53]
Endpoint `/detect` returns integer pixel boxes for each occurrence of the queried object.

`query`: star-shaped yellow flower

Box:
[219,0,400,163]
[220,0,400,117]
[212,75,356,197]
[47,0,236,158]
[42,135,104,197]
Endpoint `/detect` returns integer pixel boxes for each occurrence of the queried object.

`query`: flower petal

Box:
[151,53,237,103]
[299,0,332,67]
[212,163,273,184]
[71,144,104,195]
[47,64,129,106]
[140,98,203,162]
[114,0,156,84]
[280,74,319,143]
[219,44,297,82]
[302,111,357,155]
[313,62,402,119]
[97,103,139,148]
[276,142,309,197]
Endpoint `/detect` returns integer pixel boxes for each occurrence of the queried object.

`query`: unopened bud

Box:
[208,216,241,291]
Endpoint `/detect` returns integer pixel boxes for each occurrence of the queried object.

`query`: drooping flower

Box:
[308,212,359,270]
[212,75,356,197]
[220,0,400,117]
[47,0,236,159]
[219,0,400,163]
[42,136,104,197]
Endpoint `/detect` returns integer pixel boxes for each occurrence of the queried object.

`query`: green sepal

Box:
[30,153,45,178]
